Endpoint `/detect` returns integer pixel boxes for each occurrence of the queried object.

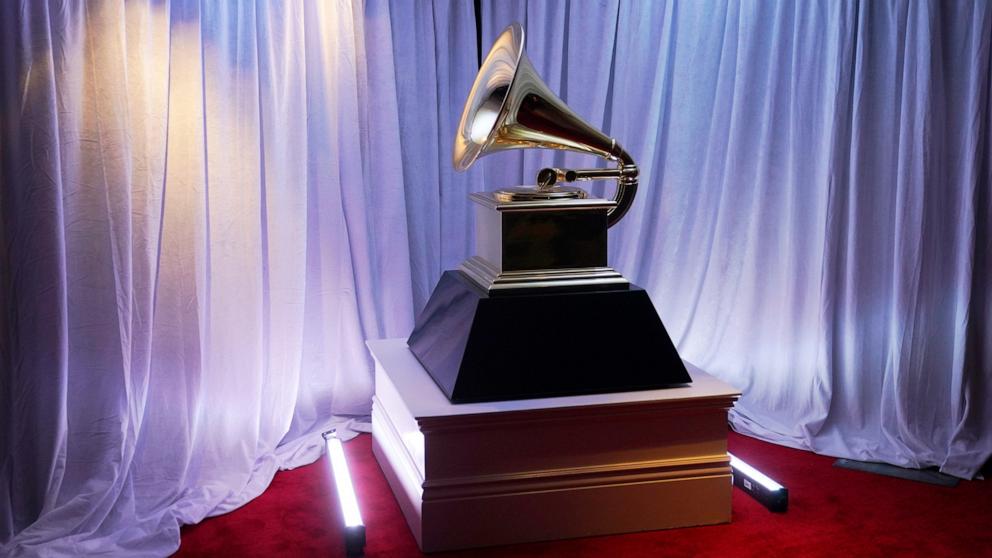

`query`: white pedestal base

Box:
[368,339,740,553]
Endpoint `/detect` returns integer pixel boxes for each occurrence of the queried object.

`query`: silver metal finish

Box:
[468,193,628,293]
[453,23,639,228]
[460,256,627,293]
[468,191,615,211]
[493,185,587,202]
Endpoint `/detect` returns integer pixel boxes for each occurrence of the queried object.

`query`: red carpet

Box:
[175,432,991,557]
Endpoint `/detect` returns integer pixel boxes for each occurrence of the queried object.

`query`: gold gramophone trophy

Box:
[408,23,690,402]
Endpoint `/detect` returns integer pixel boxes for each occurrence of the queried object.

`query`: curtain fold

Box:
[2,1,990,556]
[1,1,414,555]
[386,0,479,309]
[478,0,991,479]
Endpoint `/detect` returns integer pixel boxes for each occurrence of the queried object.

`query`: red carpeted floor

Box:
[175,432,991,557]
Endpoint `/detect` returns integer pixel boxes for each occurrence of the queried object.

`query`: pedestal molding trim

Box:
[422,455,731,501]
[372,398,425,490]
[418,397,738,432]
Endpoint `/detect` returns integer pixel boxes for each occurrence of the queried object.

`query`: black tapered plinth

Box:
[407,271,691,403]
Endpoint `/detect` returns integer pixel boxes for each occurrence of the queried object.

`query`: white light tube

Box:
[729,452,784,491]
[325,432,364,528]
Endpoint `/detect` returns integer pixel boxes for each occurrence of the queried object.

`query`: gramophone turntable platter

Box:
[494,185,587,201]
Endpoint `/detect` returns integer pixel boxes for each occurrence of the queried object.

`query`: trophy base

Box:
[408,270,691,403]
[460,256,628,294]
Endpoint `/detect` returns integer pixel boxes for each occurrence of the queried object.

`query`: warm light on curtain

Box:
[2,0,990,556]
[1,1,412,555]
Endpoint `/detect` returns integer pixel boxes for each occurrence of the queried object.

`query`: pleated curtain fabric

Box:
[477,0,991,479]
[386,0,480,311]
[1,1,990,556]
[1,1,416,555]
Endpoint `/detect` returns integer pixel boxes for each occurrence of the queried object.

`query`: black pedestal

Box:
[407,271,691,403]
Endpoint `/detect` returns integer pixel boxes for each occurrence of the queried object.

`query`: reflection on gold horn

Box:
[453,22,638,228]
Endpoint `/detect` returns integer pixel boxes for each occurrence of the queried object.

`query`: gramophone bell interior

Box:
[453,22,639,226]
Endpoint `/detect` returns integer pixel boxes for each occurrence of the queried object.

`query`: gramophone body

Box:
[408,23,690,403]
[463,194,624,293]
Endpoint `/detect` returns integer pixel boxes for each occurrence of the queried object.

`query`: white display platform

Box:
[368,338,741,553]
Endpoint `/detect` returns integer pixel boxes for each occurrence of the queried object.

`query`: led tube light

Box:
[729,452,788,512]
[324,431,366,555]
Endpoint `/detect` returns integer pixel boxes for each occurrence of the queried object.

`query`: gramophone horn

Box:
[453,22,639,227]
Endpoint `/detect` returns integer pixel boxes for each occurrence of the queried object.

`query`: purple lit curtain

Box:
[386,0,480,310]
[2,0,991,556]
[1,1,415,555]
[476,0,992,479]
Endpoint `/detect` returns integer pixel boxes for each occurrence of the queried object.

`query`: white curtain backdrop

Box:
[386,0,480,310]
[1,1,414,555]
[476,0,991,479]
[2,0,990,556]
